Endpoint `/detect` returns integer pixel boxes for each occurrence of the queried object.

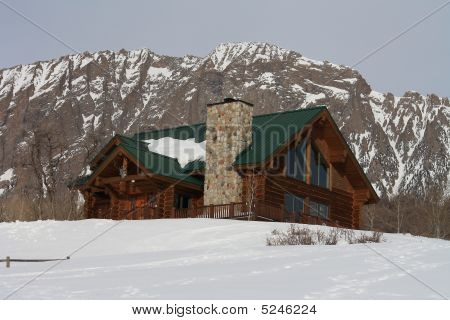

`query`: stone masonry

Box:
[203,99,253,205]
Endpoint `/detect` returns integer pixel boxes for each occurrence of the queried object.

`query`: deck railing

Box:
[173,201,341,227]
[111,200,345,227]
[173,202,250,219]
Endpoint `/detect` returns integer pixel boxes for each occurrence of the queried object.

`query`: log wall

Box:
[263,175,355,228]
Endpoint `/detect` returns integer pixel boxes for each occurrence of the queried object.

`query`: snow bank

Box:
[143,137,205,167]
[1,219,449,299]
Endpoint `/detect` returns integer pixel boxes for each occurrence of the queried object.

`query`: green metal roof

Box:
[132,105,326,168]
[76,106,326,188]
[235,106,326,165]
[118,135,204,186]
[180,159,205,173]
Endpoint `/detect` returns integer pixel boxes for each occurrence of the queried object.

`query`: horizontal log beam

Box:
[329,150,348,163]
[88,186,105,193]
[97,174,150,185]
[104,185,128,200]
[354,189,370,202]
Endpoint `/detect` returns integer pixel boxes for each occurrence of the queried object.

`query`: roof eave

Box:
[322,109,380,204]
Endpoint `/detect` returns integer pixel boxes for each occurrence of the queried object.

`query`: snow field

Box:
[1,219,449,299]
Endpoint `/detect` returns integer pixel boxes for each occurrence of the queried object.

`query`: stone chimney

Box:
[203,98,253,205]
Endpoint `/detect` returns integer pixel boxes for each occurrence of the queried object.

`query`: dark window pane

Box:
[174,194,190,209]
[310,201,329,219]
[286,140,306,181]
[318,203,329,219]
[284,193,293,212]
[296,140,306,180]
[286,148,296,178]
[294,196,304,212]
[182,196,190,208]
[319,161,328,188]
[311,146,328,188]
[284,193,304,213]
[310,147,318,185]
[310,201,319,216]
[174,194,180,208]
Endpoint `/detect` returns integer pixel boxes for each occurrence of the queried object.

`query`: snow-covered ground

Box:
[1,219,449,299]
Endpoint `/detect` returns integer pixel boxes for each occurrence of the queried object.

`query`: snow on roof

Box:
[143,137,205,168]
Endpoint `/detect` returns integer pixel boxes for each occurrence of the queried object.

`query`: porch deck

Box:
[115,201,345,228]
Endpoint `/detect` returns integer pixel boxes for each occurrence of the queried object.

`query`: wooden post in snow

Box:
[6,256,10,268]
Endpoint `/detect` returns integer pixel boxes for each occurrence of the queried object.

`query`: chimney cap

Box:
[207,98,254,107]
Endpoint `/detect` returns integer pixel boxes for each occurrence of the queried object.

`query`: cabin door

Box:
[284,193,304,222]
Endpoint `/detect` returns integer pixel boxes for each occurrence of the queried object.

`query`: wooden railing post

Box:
[229,203,235,219]
[208,205,213,219]
[253,201,259,220]
[6,256,10,268]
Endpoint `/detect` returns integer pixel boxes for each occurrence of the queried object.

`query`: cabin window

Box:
[174,194,190,209]
[286,139,306,181]
[284,193,304,213]
[310,200,329,219]
[310,146,328,188]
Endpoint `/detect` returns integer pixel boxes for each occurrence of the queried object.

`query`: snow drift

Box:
[0,219,449,299]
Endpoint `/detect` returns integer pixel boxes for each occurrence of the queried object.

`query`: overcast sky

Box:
[1,0,449,97]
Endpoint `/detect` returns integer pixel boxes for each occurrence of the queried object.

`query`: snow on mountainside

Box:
[0,42,449,199]
[1,219,449,299]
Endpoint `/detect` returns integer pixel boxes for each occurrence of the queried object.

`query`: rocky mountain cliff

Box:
[0,42,449,200]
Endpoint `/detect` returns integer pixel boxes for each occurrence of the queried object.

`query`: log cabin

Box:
[74,98,378,228]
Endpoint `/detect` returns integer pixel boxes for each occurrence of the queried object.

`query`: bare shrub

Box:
[325,227,340,245]
[341,229,356,243]
[350,231,384,244]
[267,225,314,246]
[266,225,384,246]
[316,227,339,245]
[315,230,326,244]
